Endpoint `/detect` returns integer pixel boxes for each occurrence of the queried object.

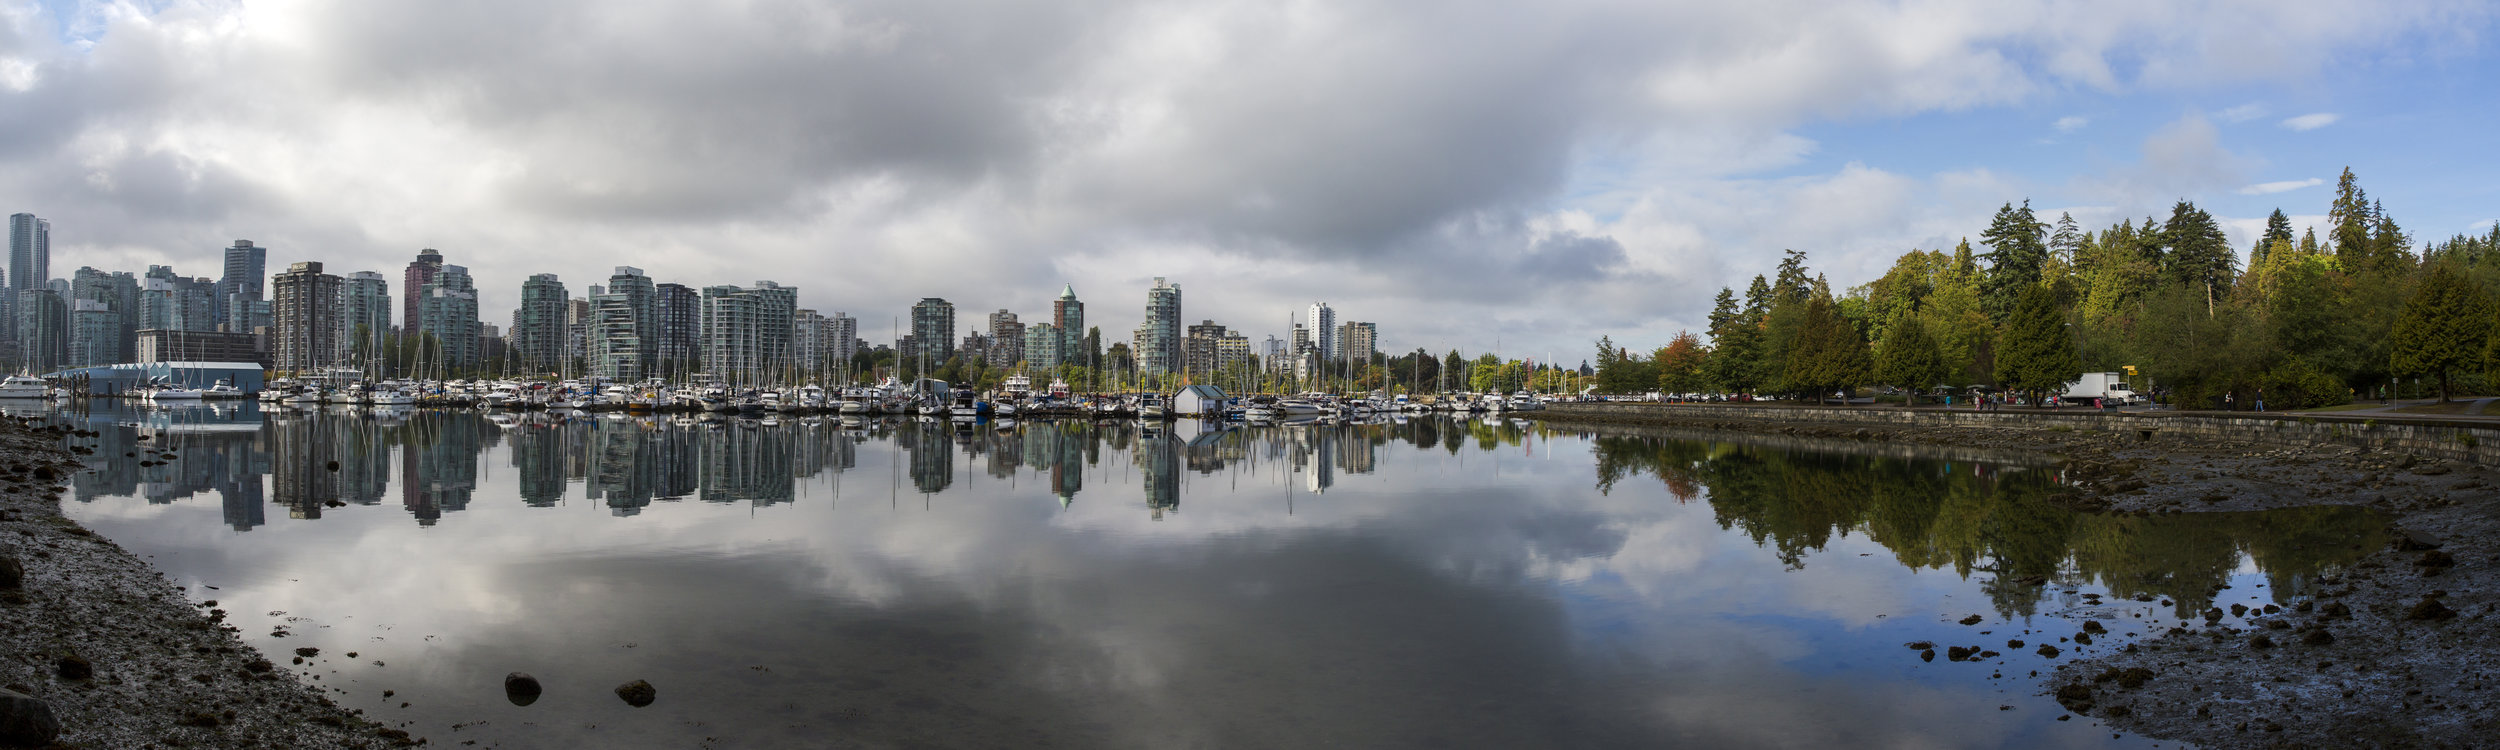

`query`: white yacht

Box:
[0,375,50,399]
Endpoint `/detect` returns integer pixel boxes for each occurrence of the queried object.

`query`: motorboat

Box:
[1137,392,1168,420]
[0,375,50,400]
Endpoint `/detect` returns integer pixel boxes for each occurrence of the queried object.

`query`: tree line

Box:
[1591,168,2500,408]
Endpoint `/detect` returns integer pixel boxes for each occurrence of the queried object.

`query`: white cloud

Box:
[2237,178,2324,195]
[2216,103,2269,122]
[2280,113,2341,131]
[2071,113,2257,215]
[2053,115,2087,132]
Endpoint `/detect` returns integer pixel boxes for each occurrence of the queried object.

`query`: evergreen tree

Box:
[2160,200,2236,305]
[1979,201,2049,323]
[1773,250,1813,305]
[1783,295,1870,405]
[2253,208,2294,268]
[2388,262,2492,402]
[1706,288,1740,337]
[1872,311,1944,406]
[2049,212,2085,269]
[1743,275,1773,320]
[1705,317,1764,396]
[1992,285,2082,405]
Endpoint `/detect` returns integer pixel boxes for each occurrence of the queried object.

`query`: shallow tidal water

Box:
[42,402,2388,749]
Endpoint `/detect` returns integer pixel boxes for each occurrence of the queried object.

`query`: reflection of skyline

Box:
[62,409,1548,531]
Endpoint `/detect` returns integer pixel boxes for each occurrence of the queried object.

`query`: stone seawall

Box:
[1536,403,2500,463]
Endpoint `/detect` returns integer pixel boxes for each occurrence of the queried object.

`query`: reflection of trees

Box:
[1590,436,2387,618]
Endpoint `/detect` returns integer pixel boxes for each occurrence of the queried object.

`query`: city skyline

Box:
[5,3,2491,355]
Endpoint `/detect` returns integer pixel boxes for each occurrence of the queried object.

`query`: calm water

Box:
[42,402,2385,749]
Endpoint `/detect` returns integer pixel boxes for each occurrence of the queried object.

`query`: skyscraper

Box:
[10,214,50,296]
[218,240,266,333]
[1182,320,1227,380]
[271,261,342,373]
[1024,322,1060,369]
[911,297,955,366]
[416,264,480,367]
[401,249,443,337]
[1052,285,1084,366]
[514,274,569,373]
[654,282,700,376]
[1140,277,1181,377]
[700,281,796,382]
[826,312,857,371]
[68,268,133,366]
[15,290,65,373]
[340,271,391,361]
[592,267,656,380]
[1339,321,1377,363]
[1305,302,1335,362]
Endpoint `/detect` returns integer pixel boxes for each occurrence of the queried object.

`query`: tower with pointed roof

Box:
[1052,284,1084,367]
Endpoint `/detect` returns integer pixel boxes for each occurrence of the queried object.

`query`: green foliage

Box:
[1991,285,2082,403]
[2389,262,2493,401]
[1979,201,2049,324]
[1872,311,1945,404]
[1592,336,1657,393]
[1781,295,1871,403]
[2160,200,2236,299]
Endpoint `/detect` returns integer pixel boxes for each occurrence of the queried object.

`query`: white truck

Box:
[2062,372,2141,405]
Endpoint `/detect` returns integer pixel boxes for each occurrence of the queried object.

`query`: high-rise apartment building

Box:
[514,273,569,373]
[1182,320,1228,380]
[341,271,391,361]
[910,297,955,366]
[1024,323,1059,369]
[564,298,592,369]
[1338,321,1377,363]
[69,299,120,367]
[218,240,266,333]
[1140,278,1181,377]
[416,264,480,367]
[15,290,65,372]
[592,267,656,380]
[826,312,857,369]
[10,213,50,352]
[1305,302,1335,361]
[1052,285,1084,366]
[700,281,796,381]
[654,282,700,376]
[272,261,343,373]
[67,267,135,366]
[987,310,1023,367]
[793,309,829,369]
[401,249,443,337]
[1217,332,1251,372]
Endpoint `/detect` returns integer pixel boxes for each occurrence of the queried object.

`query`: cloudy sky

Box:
[3,0,2495,361]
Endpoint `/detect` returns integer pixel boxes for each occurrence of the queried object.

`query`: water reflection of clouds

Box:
[60,408,2172,748]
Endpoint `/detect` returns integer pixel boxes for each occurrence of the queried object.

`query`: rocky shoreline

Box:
[1533,406,2500,748]
[0,415,413,749]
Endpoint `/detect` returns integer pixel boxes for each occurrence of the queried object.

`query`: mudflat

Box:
[1537,405,2500,748]
[0,415,414,748]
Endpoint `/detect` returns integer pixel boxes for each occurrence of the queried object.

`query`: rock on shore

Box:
[0,415,413,748]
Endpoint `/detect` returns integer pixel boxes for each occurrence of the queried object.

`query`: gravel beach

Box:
[1535,405,2500,748]
[0,415,414,749]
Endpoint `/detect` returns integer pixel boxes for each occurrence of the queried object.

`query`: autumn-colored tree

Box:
[1656,331,1709,396]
